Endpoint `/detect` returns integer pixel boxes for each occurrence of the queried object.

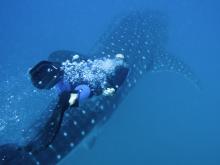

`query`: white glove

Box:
[69,93,78,106]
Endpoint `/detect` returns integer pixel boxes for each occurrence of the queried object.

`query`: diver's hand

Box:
[69,93,79,107]
[103,88,116,96]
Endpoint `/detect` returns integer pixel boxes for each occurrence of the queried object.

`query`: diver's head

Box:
[29,61,64,90]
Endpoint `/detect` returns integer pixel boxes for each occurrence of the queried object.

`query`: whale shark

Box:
[0,11,199,165]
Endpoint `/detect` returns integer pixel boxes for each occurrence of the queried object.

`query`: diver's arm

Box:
[103,54,128,96]
[104,66,129,96]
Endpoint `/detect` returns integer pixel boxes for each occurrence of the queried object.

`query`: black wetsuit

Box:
[26,51,129,154]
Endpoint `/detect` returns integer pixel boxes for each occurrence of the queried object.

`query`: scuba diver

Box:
[30,52,129,107]
[26,51,129,153]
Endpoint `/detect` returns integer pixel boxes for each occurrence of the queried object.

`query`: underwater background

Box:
[0,0,220,165]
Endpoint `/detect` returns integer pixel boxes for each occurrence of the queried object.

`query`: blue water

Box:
[0,0,220,165]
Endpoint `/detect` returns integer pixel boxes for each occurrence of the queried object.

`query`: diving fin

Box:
[24,91,71,154]
[0,144,22,163]
[29,61,64,90]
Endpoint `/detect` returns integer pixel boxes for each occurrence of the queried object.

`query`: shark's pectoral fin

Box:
[83,135,98,150]
[150,51,200,89]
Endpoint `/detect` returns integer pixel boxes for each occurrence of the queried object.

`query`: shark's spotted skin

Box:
[0,11,198,165]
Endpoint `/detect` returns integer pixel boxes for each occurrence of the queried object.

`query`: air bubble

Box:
[0,119,6,131]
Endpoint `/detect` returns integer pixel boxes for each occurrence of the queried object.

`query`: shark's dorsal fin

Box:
[151,52,200,88]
